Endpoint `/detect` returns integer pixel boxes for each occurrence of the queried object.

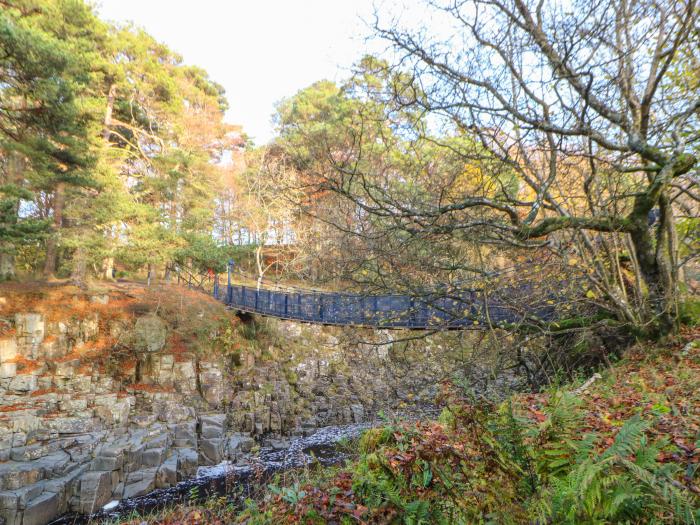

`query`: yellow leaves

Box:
[567,257,578,266]
[585,289,597,300]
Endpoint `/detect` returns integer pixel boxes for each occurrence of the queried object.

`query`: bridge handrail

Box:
[210,274,558,330]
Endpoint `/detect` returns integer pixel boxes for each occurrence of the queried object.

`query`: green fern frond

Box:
[602,416,648,460]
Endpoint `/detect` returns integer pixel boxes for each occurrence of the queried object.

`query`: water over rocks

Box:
[49,422,374,524]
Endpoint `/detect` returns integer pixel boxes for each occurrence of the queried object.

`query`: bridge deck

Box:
[213,282,555,330]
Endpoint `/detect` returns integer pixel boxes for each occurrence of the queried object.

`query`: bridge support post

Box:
[227,259,234,304]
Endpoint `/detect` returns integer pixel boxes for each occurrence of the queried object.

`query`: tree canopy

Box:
[0,0,244,282]
[1,0,697,337]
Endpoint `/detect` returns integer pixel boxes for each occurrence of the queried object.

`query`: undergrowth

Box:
[113,333,700,525]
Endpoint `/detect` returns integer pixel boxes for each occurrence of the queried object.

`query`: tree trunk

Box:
[147,263,158,286]
[71,246,88,288]
[1,152,24,280]
[654,194,679,333]
[43,182,66,277]
[0,253,15,281]
[99,82,117,279]
[101,256,114,280]
[628,193,678,336]
[102,82,116,142]
[256,245,265,290]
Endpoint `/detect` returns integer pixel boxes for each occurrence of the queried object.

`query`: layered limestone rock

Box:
[0,285,475,524]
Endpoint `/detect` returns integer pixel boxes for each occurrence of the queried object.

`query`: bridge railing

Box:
[218,283,558,328]
[207,261,560,329]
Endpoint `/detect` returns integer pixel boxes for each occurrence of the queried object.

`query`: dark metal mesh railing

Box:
[210,275,558,330]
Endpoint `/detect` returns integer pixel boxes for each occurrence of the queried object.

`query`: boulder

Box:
[200,414,226,428]
[94,399,130,425]
[14,314,44,347]
[54,361,77,378]
[123,440,145,474]
[155,401,193,424]
[156,355,175,384]
[145,432,171,451]
[79,471,112,513]
[133,315,166,353]
[123,468,157,499]
[173,362,197,393]
[141,447,165,468]
[0,490,19,510]
[227,433,255,454]
[155,455,178,488]
[351,403,365,423]
[10,442,62,462]
[58,398,88,412]
[91,455,122,472]
[40,338,64,359]
[45,417,99,435]
[0,508,22,525]
[0,339,17,362]
[79,315,100,342]
[199,368,224,406]
[7,375,37,393]
[0,362,16,379]
[198,438,223,466]
[22,491,60,525]
[169,422,197,448]
[264,438,289,451]
[175,449,198,480]
[36,451,71,476]
[200,424,224,440]
[42,466,85,514]
[0,482,43,510]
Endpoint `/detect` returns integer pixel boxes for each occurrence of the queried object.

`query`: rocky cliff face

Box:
[0,283,485,525]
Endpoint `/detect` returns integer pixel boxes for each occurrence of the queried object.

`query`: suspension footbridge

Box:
[207,263,558,330]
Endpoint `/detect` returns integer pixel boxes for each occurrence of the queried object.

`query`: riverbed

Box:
[48,422,374,524]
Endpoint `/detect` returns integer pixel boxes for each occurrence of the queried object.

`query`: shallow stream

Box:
[49,422,373,524]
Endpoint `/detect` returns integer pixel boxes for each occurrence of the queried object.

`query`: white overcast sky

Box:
[96,0,386,144]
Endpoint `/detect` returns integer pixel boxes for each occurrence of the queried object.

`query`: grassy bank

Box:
[113,330,700,524]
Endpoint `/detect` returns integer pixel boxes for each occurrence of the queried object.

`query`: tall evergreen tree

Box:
[0,0,99,279]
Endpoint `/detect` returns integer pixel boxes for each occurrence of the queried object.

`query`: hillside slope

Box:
[130,331,700,524]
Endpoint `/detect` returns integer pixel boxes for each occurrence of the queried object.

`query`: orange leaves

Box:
[136,508,228,525]
[530,409,547,423]
[251,471,372,525]
[128,383,174,394]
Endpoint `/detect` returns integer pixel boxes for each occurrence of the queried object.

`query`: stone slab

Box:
[22,491,59,525]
